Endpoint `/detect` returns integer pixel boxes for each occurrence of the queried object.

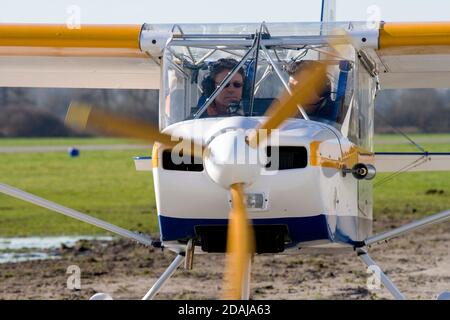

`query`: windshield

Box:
[159,24,361,132]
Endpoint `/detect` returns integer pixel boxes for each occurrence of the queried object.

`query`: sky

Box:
[0,0,449,24]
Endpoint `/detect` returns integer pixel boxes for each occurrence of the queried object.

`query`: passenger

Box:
[285,60,336,122]
[199,58,245,117]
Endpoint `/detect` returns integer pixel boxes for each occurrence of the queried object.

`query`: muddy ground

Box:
[0,217,448,300]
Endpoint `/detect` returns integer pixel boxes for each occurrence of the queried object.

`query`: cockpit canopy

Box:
[160,22,377,150]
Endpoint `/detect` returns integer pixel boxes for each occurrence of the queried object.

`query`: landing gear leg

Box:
[241,255,253,300]
[184,239,195,270]
[356,248,406,300]
[142,253,185,300]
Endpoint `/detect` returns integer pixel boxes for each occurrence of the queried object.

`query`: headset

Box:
[201,74,216,98]
[200,58,247,100]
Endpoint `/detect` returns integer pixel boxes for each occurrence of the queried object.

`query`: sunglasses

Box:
[216,81,244,89]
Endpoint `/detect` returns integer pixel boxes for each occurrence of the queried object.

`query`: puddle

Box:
[0,252,62,264]
[0,236,114,263]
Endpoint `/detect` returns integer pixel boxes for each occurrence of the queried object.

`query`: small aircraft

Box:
[0,0,449,300]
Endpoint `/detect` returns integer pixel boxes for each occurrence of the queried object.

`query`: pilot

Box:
[199,58,245,117]
[285,60,336,122]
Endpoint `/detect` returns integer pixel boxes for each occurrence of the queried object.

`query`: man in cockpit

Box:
[286,60,337,122]
[199,58,245,117]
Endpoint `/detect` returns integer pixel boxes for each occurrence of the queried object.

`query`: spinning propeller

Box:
[65,53,329,300]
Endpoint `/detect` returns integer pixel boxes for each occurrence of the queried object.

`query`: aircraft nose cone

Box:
[204,130,264,189]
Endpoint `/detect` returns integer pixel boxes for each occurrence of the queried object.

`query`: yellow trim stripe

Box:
[0,24,142,49]
[310,141,374,169]
[309,140,341,169]
[0,46,147,58]
[152,144,159,169]
[380,22,450,48]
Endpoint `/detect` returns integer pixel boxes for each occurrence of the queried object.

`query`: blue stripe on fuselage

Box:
[158,214,369,246]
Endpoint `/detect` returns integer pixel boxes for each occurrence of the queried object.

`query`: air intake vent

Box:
[162,150,204,171]
[196,225,289,253]
[266,146,308,170]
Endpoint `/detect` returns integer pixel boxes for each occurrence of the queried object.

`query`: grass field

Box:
[0,135,449,237]
[373,134,450,219]
[0,142,156,237]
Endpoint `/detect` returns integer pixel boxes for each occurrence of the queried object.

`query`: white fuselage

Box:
[151,117,372,252]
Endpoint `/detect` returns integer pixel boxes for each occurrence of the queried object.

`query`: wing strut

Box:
[363,209,450,246]
[0,183,156,247]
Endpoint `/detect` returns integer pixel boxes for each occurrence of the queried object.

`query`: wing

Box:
[375,152,450,172]
[0,24,161,89]
[2,21,450,90]
[361,22,450,89]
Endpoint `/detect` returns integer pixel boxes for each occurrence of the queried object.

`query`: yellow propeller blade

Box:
[246,27,354,148]
[65,102,204,158]
[223,183,255,300]
[247,63,327,147]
